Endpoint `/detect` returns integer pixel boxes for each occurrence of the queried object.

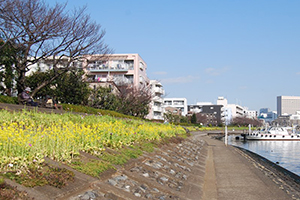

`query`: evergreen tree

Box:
[191,113,197,124]
[25,69,90,105]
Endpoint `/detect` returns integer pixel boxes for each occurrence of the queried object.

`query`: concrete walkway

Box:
[196,132,292,200]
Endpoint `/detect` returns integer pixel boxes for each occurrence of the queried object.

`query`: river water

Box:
[227,135,300,176]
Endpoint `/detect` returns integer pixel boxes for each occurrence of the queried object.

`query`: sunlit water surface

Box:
[228,135,300,176]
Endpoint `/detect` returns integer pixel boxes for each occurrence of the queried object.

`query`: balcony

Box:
[153,106,163,112]
[87,64,129,72]
[153,115,164,120]
[152,96,163,103]
[153,87,164,94]
[173,102,184,106]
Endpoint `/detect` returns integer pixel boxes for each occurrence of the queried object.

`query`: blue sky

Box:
[49,0,300,111]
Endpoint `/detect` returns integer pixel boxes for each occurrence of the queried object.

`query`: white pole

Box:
[225,125,228,146]
[248,124,251,134]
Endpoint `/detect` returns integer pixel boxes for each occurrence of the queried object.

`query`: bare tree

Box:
[117,84,152,118]
[0,0,111,96]
[232,116,262,127]
[196,113,208,125]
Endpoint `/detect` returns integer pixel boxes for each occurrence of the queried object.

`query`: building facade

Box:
[83,54,149,88]
[26,54,167,120]
[216,96,245,123]
[277,96,300,116]
[244,109,257,119]
[146,80,164,120]
[188,102,213,114]
[188,102,223,125]
[201,105,224,125]
[163,98,188,116]
[259,108,277,124]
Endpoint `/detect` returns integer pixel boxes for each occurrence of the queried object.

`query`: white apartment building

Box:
[244,109,257,119]
[26,56,83,76]
[188,102,213,114]
[146,80,165,120]
[217,97,245,117]
[163,98,188,116]
[277,96,300,116]
[217,96,246,123]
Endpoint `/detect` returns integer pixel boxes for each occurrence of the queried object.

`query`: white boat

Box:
[245,126,300,141]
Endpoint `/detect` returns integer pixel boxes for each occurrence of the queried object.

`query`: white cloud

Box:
[205,67,229,76]
[161,75,200,84]
[296,72,300,75]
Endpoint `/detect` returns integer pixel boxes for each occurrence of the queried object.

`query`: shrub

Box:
[62,104,140,120]
[0,95,18,104]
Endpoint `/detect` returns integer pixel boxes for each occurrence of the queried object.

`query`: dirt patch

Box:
[0,181,34,200]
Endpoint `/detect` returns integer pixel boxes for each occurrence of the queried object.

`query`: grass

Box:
[68,141,159,178]
[70,158,114,178]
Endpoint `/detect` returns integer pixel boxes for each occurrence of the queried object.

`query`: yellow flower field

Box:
[0,110,185,172]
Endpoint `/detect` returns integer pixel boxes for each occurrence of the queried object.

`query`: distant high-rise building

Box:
[277,96,300,116]
[258,108,277,124]
[259,108,271,115]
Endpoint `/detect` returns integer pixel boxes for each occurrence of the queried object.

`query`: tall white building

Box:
[216,96,246,123]
[163,98,188,116]
[147,80,164,120]
[277,96,300,116]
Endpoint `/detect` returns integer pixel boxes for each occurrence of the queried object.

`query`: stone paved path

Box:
[200,134,293,200]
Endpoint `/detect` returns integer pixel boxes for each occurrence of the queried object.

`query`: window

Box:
[125,60,134,70]
[164,101,172,105]
[124,75,133,84]
[139,62,144,70]
[154,102,161,106]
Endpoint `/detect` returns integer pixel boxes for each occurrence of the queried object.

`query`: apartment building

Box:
[188,97,256,125]
[188,102,225,125]
[277,96,300,116]
[146,80,164,120]
[217,96,245,120]
[25,54,171,120]
[244,109,257,119]
[188,102,213,113]
[163,98,188,116]
[26,56,83,75]
[202,105,224,125]
[83,54,149,88]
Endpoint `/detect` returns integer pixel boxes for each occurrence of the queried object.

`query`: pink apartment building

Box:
[26,53,164,120]
[83,54,149,89]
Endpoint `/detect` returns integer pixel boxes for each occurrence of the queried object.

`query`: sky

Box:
[48,0,300,111]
